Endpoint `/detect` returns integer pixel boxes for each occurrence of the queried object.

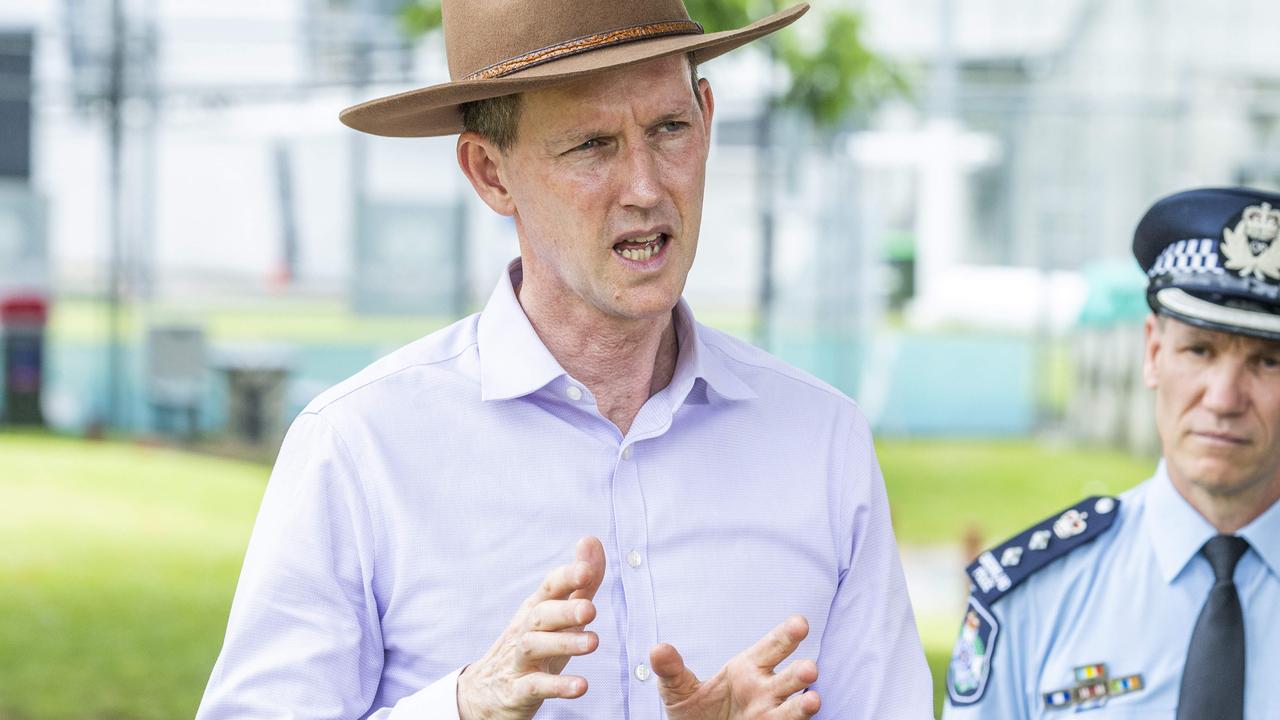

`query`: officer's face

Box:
[1144,315,1280,503]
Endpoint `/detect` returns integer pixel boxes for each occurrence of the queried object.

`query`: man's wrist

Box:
[456,664,477,720]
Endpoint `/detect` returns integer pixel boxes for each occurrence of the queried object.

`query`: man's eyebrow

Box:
[543,127,604,152]
[652,107,693,124]
[540,107,696,153]
[1180,328,1218,344]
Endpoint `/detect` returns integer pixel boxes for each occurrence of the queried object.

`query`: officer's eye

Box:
[657,120,688,133]
[1259,355,1280,370]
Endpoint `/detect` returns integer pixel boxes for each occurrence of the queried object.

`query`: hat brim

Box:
[339,3,809,137]
[1152,287,1280,341]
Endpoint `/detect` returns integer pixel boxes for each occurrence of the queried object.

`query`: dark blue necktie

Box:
[1176,534,1250,720]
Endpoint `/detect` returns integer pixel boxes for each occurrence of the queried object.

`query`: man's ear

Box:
[697,77,715,141]
[1142,314,1162,389]
[457,132,515,216]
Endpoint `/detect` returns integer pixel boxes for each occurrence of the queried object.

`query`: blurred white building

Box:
[853,0,1280,329]
[6,0,1280,322]
[7,0,1280,435]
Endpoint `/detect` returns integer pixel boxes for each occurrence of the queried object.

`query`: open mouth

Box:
[613,233,667,262]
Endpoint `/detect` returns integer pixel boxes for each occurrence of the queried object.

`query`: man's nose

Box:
[1201,360,1249,415]
[616,144,662,209]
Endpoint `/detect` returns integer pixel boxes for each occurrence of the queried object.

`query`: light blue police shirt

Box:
[943,463,1280,718]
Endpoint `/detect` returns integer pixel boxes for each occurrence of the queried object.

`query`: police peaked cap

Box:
[1135,186,1280,340]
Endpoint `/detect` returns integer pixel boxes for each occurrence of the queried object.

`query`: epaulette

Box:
[947,495,1121,708]
[966,495,1121,607]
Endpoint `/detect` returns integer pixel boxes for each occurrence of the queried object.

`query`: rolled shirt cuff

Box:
[386,666,464,720]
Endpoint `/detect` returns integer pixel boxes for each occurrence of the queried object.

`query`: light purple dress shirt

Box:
[197,260,932,720]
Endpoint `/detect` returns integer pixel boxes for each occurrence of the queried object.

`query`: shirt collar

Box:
[477,259,568,401]
[666,297,757,405]
[476,258,757,404]
[1146,460,1219,584]
[1238,488,1280,580]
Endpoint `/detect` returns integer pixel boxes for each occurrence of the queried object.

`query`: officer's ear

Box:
[1142,314,1163,389]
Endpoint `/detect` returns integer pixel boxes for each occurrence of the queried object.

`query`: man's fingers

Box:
[650,642,702,704]
[527,598,596,632]
[527,538,605,608]
[518,630,598,662]
[569,536,606,602]
[529,559,593,606]
[513,671,590,701]
[772,688,821,719]
[745,615,809,672]
[770,658,819,700]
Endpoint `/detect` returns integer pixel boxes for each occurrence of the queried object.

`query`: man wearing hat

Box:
[197,2,932,718]
[942,187,1280,719]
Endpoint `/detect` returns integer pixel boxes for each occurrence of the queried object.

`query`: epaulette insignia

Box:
[965,495,1120,608]
[946,495,1121,707]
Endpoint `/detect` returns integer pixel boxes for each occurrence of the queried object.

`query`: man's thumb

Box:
[650,642,700,704]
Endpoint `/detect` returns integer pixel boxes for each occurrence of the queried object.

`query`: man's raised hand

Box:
[456,536,606,720]
[651,615,821,720]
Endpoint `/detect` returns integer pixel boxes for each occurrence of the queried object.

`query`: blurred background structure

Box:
[2,0,1279,717]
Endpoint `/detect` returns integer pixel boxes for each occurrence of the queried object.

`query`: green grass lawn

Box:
[878,438,1156,545]
[0,432,268,720]
[47,298,758,347]
[0,432,1157,719]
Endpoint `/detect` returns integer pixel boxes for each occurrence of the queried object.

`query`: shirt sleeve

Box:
[195,411,462,719]
[810,412,934,719]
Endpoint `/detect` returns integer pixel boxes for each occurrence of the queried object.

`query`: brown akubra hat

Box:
[339,0,809,138]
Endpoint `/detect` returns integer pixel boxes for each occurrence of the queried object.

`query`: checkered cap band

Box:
[1147,238,1222,277]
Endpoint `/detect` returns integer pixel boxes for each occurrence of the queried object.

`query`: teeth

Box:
[616,234,664,262]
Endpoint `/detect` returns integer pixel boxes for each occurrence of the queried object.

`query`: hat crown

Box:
[442,0,694,81]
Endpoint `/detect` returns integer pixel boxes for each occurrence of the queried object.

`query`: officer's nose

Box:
[1200,359,1249,416]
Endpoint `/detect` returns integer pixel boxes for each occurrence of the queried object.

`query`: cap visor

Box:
[1155,287,1280,340]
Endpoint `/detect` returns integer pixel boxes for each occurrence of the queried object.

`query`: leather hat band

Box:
[465,19,704,81]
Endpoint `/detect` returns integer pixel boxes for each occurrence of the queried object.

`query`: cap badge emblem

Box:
[1222,201,1280,279]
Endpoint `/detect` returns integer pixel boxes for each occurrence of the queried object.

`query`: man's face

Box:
[1144,314,1280,500]
[494,54,713,323]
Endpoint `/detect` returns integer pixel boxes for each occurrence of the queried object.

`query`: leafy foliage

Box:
[396,0,907,127]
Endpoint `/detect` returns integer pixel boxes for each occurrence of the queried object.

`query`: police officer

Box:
[943,187,1280,719]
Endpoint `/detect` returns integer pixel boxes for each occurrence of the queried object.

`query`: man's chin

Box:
[1175,455,1261,497]
[602,284,684,322]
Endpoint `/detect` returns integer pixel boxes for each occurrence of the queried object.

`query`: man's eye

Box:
[1260,355,1280,370]
[658,121,687,133]
[571,138,603,152]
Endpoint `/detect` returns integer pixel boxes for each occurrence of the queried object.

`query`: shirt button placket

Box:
[611,442,660,719]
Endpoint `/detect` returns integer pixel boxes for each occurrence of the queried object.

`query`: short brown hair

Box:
[461,54,703,152]
[461,93,522,151]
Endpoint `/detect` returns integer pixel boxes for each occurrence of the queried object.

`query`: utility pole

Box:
[753,43,780,350]
[105,0,126,431]
[349,0,373,311]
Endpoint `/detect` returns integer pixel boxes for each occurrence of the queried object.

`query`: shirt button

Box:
[566,385,583,401]
[621,445,633,460]
[626,549,642,568]
[634,663,651,682]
